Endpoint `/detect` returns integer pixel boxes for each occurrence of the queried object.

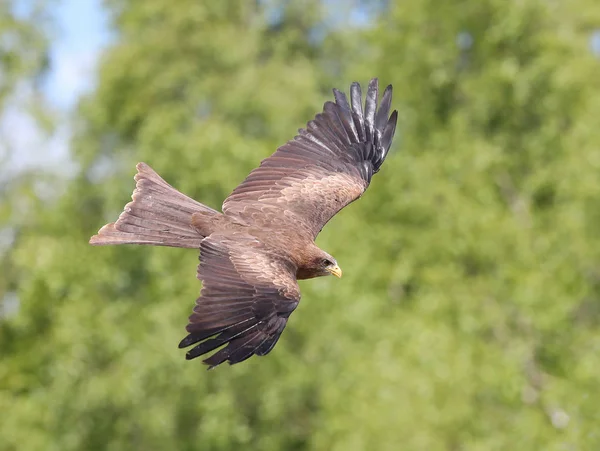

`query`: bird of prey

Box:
[90,78,398,369]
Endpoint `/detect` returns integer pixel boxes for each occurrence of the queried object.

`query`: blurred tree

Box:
[0,0,55,159]
[1,0,600,450]
[0,1,51,105]
[0,0,54,352]
[311,1,600,450]
[3,1,359,450]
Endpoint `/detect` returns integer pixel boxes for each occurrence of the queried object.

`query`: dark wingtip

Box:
[381,110,398,159]
[350,82,363,114]
[375,85,393,131]
[345,78,396,173]
[178,334,194,349]
[368,78,379,90]
[333,88,350,110]
[202,352,228,368]
[364,79,379,142]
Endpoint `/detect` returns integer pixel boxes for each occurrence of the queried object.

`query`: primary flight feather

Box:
[90,78,398,369]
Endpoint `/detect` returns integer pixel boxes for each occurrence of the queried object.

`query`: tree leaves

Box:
[2,0,600,450]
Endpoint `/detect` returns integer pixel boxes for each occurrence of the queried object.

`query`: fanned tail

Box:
[89,162,218,248]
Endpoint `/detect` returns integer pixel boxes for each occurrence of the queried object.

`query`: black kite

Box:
[90,79,398,368]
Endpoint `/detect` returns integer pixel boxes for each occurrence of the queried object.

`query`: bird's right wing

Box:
[222,78,398,239]
[179,233,300,368]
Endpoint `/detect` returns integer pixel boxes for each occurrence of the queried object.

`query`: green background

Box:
[2,1,600,449]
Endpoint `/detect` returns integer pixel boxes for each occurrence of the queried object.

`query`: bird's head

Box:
[321,255,342,278]
[309,251,342,279]
[296,249,342,280]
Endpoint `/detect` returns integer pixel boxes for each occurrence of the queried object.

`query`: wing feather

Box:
[222,78,398,238]
[179,233,300,368]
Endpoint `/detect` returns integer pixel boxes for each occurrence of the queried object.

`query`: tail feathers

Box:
[90,162,218,248]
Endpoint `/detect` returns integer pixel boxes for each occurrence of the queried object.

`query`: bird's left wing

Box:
[222,78,398,239]
[178,233,300,368]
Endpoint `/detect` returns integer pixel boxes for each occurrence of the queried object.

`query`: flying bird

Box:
[90,79,398,368]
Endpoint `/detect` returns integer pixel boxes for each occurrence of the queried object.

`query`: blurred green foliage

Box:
[2,0,600,449]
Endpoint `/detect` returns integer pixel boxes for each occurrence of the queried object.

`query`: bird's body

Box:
[90,79,397,368]
[191,207,325,278]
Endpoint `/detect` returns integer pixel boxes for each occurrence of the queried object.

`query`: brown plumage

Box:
[90,79,398,368]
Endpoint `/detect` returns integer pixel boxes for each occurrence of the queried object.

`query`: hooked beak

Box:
[327,264,343,278]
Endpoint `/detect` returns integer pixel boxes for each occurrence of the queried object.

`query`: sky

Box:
[44,0,111,109]
[1,0,110,175]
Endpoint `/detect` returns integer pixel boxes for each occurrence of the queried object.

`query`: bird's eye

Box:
[322,258,333,266]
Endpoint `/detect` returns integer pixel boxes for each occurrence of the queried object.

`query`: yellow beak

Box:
[327,264,343,278]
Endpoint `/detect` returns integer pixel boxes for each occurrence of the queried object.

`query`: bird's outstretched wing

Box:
[222,78,398,239]
[178,233,300,368]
